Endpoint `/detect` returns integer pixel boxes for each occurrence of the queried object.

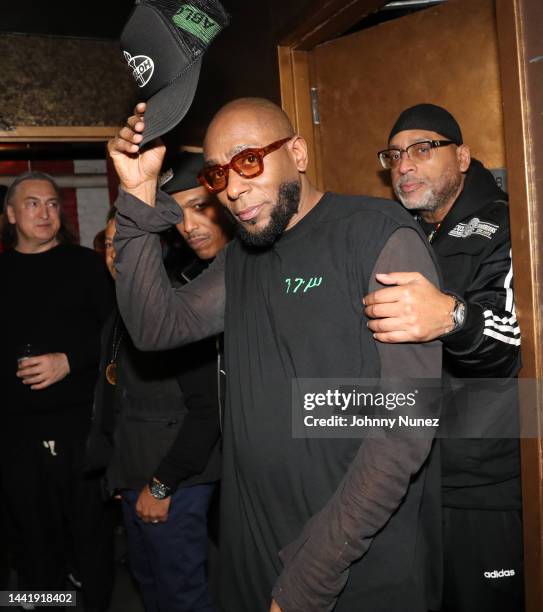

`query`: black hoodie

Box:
[418,159,522,508]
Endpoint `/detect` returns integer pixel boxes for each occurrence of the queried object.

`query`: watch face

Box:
[454,302,466,327]
[149,480,171,500]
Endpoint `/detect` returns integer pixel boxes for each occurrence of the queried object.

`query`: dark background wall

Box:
[0,0,314,145]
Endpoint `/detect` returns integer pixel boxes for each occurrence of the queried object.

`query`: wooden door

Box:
[310,0,504,197]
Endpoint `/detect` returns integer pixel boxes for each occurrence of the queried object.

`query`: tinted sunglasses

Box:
[198,137,291,194]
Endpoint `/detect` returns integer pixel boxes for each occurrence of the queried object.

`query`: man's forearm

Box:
[272,432,435,612]
[114,189,226,350]
[440,239,521,376]
[154,346,221,488]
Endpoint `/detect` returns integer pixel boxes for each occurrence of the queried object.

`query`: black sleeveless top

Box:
[220,192,441,611]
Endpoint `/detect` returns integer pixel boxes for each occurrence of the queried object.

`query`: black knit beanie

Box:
[388,103,463,145]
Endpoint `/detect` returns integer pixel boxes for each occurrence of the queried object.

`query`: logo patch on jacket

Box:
[448,217,499,240]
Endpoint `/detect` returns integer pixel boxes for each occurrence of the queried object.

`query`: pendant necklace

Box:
[416,215,441,243]
[105,316,124,386]
[428,223,441,243]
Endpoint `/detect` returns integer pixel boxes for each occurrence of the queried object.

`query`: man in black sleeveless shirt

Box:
[109,98,443,612]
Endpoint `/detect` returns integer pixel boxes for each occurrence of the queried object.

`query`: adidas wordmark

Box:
[484,569,516,579]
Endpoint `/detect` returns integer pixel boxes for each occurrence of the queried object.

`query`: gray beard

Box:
[235,181,301,249]
[394,171,462,213]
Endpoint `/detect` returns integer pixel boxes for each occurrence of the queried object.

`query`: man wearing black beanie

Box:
[366,103,523,612]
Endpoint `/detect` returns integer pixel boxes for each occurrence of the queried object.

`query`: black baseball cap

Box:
[160,151,204,194]
[121,0,229,146]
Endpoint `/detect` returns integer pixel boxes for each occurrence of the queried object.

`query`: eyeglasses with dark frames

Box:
[198,137,292,194]
[377,140,455,170]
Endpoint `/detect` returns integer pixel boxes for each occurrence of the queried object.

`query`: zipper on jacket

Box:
[216,335,223,435]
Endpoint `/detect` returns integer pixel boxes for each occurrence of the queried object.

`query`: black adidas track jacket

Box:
[419,159,521,505]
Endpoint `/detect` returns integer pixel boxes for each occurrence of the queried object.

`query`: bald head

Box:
[200,97,320,249]
[204,98,294,154]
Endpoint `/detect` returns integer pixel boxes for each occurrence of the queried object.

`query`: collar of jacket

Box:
[180,255,210,283]
[432,158,508,241]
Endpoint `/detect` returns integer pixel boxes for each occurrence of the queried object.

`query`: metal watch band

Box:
[148,478,172,500]
[448,294,466,330]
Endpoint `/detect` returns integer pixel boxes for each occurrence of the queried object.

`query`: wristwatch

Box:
[148,477,173,500]
[449,295,466,331]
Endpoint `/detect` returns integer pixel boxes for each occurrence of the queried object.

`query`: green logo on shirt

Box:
[284,277,323,294]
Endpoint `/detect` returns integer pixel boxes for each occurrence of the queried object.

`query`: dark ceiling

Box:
[0,0,135,38]
[0,1,441,39]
